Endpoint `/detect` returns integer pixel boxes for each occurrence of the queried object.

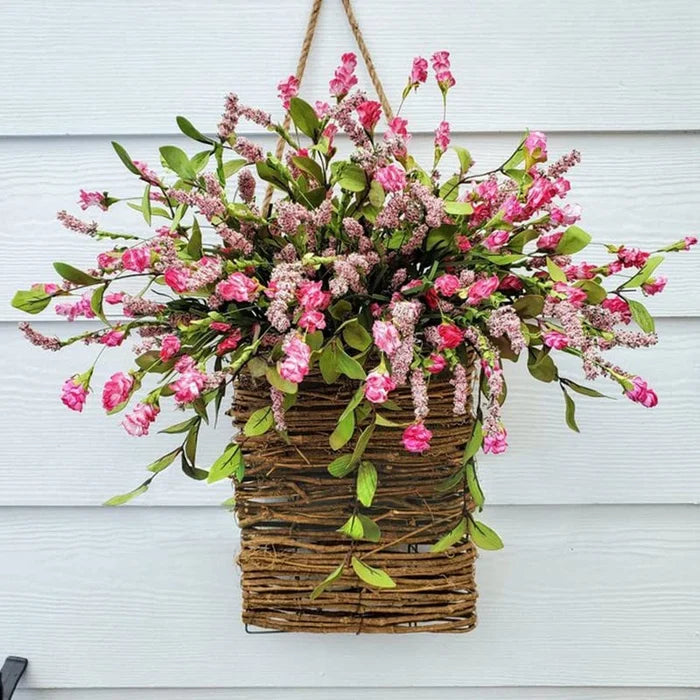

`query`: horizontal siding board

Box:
[1,318,697,506]
[13,689,700,699]
[1,1,700,134]
[1,505,698,688]
[2,132,699,321]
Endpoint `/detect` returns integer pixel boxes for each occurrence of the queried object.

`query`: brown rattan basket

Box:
[230,364,478,633]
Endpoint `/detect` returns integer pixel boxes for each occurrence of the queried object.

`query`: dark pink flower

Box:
[356,100,382,132]
[550,203,581,225]
[437,323,463,349]
[483,229,510,252]
[102,372,134,411]
[122,402,160,436]
[550,282,588,308]
[121,247,150,273]
[298,309,326,332]
[277,75,299,109]
[427,353,447,374]
[434,120,451,153]
[683,235,698,250]
[78,190,107,211]
[537,232,563,251]
[216,273,259,302]
[279,336,311,384]
[297,280,331,311]
[543,330,569,350]
[216,329,243,355]
[329,52,358,98]
[484,426,508,454]
[642,276,667,296]
[375,164,406,192]
[625,376,658,408]
[164,267,190,293]
[617,246,650,269]
[467,275,500,305]
[364,370,396,404]
[434,274,460,297]
[499,274,524,292]
[100,329,125,347]
[410,56,428,85]
[402,422,432,453]
[524,131,547,162]
[386,116,409,140]
[602,296,632,323]
[159,334,181,361]
[61,376,88,412]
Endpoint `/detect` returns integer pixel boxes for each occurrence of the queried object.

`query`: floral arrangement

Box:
[13,51,695,549]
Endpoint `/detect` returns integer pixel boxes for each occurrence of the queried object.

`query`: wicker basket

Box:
[230,364,478,633]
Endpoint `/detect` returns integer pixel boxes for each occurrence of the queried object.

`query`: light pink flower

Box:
[683,235,698,250]
[329,52,358,98]
[78,190,107,211]
[174,355,196,373]
[372,320,401,355]
[402,422,432,453]
[164,267,190,293]
[625,376,658,408]
[122,402,160,436]
[386,116,409,141]
[526,177,556,210]
[171,368,206,404]
[565,263,598,281]
[434,274,460,297]
[159,335,181,361]
[467,275,500,305]
[427,353,447,374]
[298,309,326,332]
[356,100,382,132]
[642,276,667,296]
[543,330,569,350]
[315,101,330,118]
[296,280,331,310]
[501,196,525,223]
[133,161,159,185]
[102,372,134,411]
[550,281,588,308]
[536,232,563,251]
[410,56,428,85]
[364,370,396,404]
[216,272,259,302]
[431,51,451,72]
[524,131,547,162]
[483,229,510,252]
[550,203,582,225]
[434,120,450,152]
[61,376,88,412]
[375,164,407,193]
[121,247,150,273]
[100,329,125,347]
[438,323,463,349]
[279,336,311,384]
[277,75,299,109]
[484,426,508,454]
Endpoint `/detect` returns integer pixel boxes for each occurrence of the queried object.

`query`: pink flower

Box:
[550,203,582,225]
[410,56,428,85]
[499,274,524,292]
[386,116,409,140]
[456,235,472,252]
[277,75,299,109]
[602,296,632,323]
[625,376,658,408]
[100,329,125,347]
[122,402,160,436]
[437,323,463,349]
[434,274,461,297]
[61,376,88,412]
[364,370,396,404]
[210,321,232,332]
[483,427,508,454]
[133,161,159,185]
[550,281,588,308]
[356,100,382,132]
[642,276,667,296]
[431,51,451,72]
[565,263,597,281]
[78,190,107,211]
[372,320,401,355]
[297,280,331,311]
[483,229,510,252]
[174,355,196,373]
[501,196,525,223]
[427,353,447,374]
[434,120,450,152]
[279,336,311,385]
[121,247,150,273]
[329,52,358,98]
[526,177,556,210]
[315,101,330,118]
[375,164,407,192]
[97,252,118,269]
[159,334,181,361]
[164,267,190,293]
[537,231,563,251]
[402,422,432,453]
[435,70,456,92]
[171,368,206,404]
[476,180,498,202]
[216,329,243,355]
[553,178,571,197]
[524,131,548,162]
[298,309,326,332]
[104,292,124,305]
[102,372,134,411]
[216,272,259,302]
[467,275,500,305]
[543,330,569,350]
[617,246,650,269]
[683,235,698,250]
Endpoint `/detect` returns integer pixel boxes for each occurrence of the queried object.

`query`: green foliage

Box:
[243,407,273,436]
[310,563,345,600]
[11,288,52,315]
[468,519,504,550]
[431,517,467,552]
[207,443,244,483]
[628,298,655,333]
[351,557,396,588]
[356,460,378,507]
[288,97,321,139]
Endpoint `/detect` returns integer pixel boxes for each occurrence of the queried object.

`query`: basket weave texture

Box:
[230,364,478,633]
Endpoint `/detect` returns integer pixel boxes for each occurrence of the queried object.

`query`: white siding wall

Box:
[1,1,698,697]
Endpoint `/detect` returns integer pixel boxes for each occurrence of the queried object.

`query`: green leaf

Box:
[207,442,244,483]
[337,514,364,540]
[351,424,375,463]
[468,519,504,550]
[576,280,607,305]
[351,557,396,589]
[342,320,372,351]
[356,460,378,507]
[328,454,356,478]
[562,386,580,433]
[90,285,108,324]
[555,225,592,255]
[176,115,213,144]
[453,146,473,174]
[146,447,181,474]
[356,514,381,542]
[160,145,196,180]
[527,348,558,383]
[288,97,321,139]
[319,343,340,383]
[111,141,142,176]
[623,255,664,288]
[329,299,353,320]
[466,461,485,508]
[291,155,325,185]
[439,174,460,201]
[329,411,355,450]
[159,417,199,434]
[223,159,248,179]
[338,163,367,192]
[11,288,52,315]
[628,298,655,333]
[430,517,467,553]
[306,330,324,351]
[513,294,545,318]
[141,183,152,226]
[374,413,403,428]
[53,262,101,286]
[561,378,608,398]
[310,563,345,600]
[368,180,385,208]
[443,200,474,216]
[463,421,483,462]
[243,407,273,436]
[187,218,203,259]
[266,365,298,394]
[546,257,567,283]
[336,346,366,380]
[104,479,151,506]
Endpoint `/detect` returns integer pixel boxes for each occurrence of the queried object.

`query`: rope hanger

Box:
[263,0,393,211]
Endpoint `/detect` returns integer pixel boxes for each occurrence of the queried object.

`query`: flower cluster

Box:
[14,52,695,546]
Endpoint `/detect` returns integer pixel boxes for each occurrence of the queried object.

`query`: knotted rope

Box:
[262,0,393,213]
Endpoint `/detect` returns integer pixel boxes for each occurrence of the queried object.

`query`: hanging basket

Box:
[230,360,479,633]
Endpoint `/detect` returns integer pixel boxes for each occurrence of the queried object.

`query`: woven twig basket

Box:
[230,364,478,633]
